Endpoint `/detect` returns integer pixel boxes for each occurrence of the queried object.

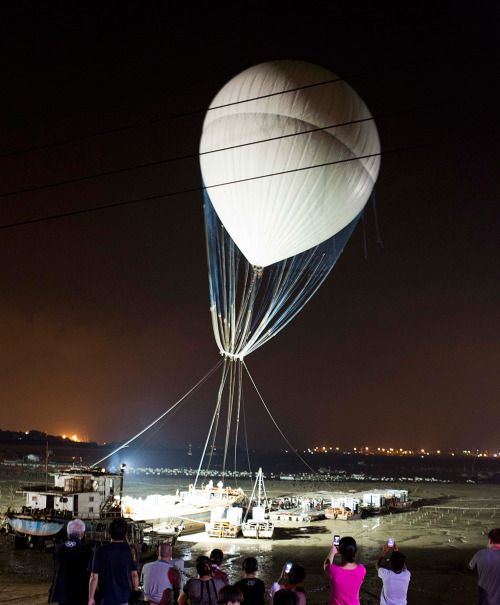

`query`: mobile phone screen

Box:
[333,535,340,546]
[388,537,394,547]
[285,563,292,573]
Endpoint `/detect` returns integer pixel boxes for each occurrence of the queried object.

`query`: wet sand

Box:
[1,478,499,604]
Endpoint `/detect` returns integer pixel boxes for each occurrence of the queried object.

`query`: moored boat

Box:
[242,468,274,539]
[1,467,180,553]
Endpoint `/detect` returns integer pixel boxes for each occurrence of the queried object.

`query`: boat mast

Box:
[257,468,262,508]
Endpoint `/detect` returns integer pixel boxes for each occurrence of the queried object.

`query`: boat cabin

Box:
[20,469,121,519]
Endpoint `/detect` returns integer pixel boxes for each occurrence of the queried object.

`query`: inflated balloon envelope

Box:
[200,60,381,268]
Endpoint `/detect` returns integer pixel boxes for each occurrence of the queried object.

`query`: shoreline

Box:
[1,478,498,604]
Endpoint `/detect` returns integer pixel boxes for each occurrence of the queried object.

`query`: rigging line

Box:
[0,59,421,160]
[0,105,422,200]
[233,360,243,480]
[207,359,230,469]
[0,128,495,231]
[194,374,226,490]
[248,249,345,354]
[129,387,192,451]
[241,387,252,476]
[222,360,237,477]
[90,358,223,468]
[243,251,323,356]
[242,360,318,476]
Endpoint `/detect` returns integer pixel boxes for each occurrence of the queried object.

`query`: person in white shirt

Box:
[375,541,410,605]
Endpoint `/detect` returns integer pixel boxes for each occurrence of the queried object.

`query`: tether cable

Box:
[243,360,318,475]
[90,358,223,468]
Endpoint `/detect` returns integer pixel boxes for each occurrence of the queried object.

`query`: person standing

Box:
[469,528,500,605]
[88,517,139,605]
[324,536,366,605]
[49,519,92,605]
[178,556,226,605]
[235,557,265,605]
[269,564,306,605]
[141,542,181,605]
[375,541,410,605]
[210,549,229,585]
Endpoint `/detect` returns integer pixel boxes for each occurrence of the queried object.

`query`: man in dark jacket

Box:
[49,519,92,605]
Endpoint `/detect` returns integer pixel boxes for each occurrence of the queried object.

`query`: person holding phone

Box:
[324,536,365,605]
[269,564,306,605]
[375,540,410,605]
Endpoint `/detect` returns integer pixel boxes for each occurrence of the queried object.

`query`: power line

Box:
[0,60,421,160]
[0,105,427,199]
[0,130,492,231]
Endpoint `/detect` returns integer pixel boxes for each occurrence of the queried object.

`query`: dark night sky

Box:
[0,4,498,454]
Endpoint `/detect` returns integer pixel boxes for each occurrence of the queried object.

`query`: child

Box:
[235,557,265,605]
[217,585,244,605]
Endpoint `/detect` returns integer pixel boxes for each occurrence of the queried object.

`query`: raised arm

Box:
[376,544,391,571]
[324,543,338,572]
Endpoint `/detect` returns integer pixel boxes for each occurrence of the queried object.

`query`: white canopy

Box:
[200,60,381,267]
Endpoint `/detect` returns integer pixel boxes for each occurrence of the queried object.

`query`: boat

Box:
[1,466,181,553]
[122,480,246,536]
[206,505,242,538]
[242,468,274,539]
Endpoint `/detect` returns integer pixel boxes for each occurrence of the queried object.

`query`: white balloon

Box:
[200,60,380,267]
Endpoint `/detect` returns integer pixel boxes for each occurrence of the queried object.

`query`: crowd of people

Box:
[47,518,500,605]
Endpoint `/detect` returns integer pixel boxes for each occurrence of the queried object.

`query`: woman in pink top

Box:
[324,536,366,605]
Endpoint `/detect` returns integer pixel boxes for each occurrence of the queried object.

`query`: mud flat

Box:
[1,479,499,604]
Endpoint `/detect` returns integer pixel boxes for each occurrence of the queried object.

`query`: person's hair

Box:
[109,518,128,541]
[390,551,406,572]
[217,585,243,605]
[288,565,306,585]
[273,589,298,605]
[159,542,172,559]
[67,519,85,538]
[488,528,500,544]
[242,557,258,574]
[196,555,213,577]
[338,536,357,563]
[211,548,224,565]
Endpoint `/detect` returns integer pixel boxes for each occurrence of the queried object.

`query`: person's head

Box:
[211,549,224,566]
[273,589,298,605]
[67,519,85,539]
[242,557,258,575]
[338,536,357,563]
[217,585,243,605]
[488,528,500,545]
[390,551,406,572]
[159,542,172,560]
[109,518,128,541]
[196,555,213,577]
[288,565,306,586]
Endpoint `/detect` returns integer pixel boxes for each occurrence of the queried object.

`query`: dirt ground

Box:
[1,478,498,603]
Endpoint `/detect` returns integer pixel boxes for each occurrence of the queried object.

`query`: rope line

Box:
[90,358,223,468]
[242,360,318,476]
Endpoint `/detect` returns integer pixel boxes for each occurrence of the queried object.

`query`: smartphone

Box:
[333,535,340,546]
[388,537,395,547]
[284,562,293,573]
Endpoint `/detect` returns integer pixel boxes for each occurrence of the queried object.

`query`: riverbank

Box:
[1,479,498,604]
